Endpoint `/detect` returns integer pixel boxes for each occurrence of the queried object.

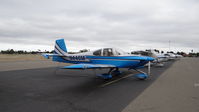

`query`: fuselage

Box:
[46,39,155,69]
[53,54,154,68]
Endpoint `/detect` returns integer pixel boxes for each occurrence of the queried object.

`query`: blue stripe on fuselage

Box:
[86,55,149,60]
[52,55,153,68]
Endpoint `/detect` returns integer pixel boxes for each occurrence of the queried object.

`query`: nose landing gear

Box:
[134,73,149,80]
[133,61,151,80]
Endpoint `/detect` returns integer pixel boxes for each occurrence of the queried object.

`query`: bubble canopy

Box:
[92,48,129,56]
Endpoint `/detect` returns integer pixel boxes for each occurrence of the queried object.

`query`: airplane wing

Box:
[61,64,116,69]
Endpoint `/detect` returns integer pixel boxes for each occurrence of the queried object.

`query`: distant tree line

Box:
[67,49,90,54]
[79,49,90,53]
[0,49,54,54]
[175,51,199,57]
[188,53,199,57]
[0,49,90,54]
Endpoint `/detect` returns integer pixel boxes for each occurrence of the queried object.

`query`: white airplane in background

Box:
[132,49,169,67]
[164,53,183,60]
[146,49,169,62]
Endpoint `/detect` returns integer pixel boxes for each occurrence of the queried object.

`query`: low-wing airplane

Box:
[132,49,168,67]
[164,53,183,60]
[42,39,154,80]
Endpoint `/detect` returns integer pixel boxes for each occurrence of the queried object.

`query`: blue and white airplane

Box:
[43,39,154,80]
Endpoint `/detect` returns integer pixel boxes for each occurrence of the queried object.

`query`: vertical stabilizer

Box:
[54,39,67,55]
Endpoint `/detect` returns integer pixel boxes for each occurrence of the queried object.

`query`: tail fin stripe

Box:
[55,39,67,52]
[55,43,66,55]
[56,41,62,49]
[54,47,63,56]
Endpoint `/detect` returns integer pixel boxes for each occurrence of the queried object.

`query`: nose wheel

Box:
[134,73,149,80]
[133,61,151,80]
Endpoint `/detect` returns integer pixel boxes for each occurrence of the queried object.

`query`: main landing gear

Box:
[97,68,122,79]
[97,61,152,80]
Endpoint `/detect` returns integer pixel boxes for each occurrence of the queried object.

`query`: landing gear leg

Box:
[111,68,122,76]
[97,68,114,79]
[108,68,114,74]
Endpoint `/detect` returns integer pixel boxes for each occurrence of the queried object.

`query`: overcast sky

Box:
[0,0,198,52]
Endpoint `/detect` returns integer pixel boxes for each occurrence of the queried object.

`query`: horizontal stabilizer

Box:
[42,53,59,59]
[61,64,116,69]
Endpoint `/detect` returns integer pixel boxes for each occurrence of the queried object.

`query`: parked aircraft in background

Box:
[131,49,183,67]
[164,53,183,60]
[42,39,154,80]
[131,49,168,67]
